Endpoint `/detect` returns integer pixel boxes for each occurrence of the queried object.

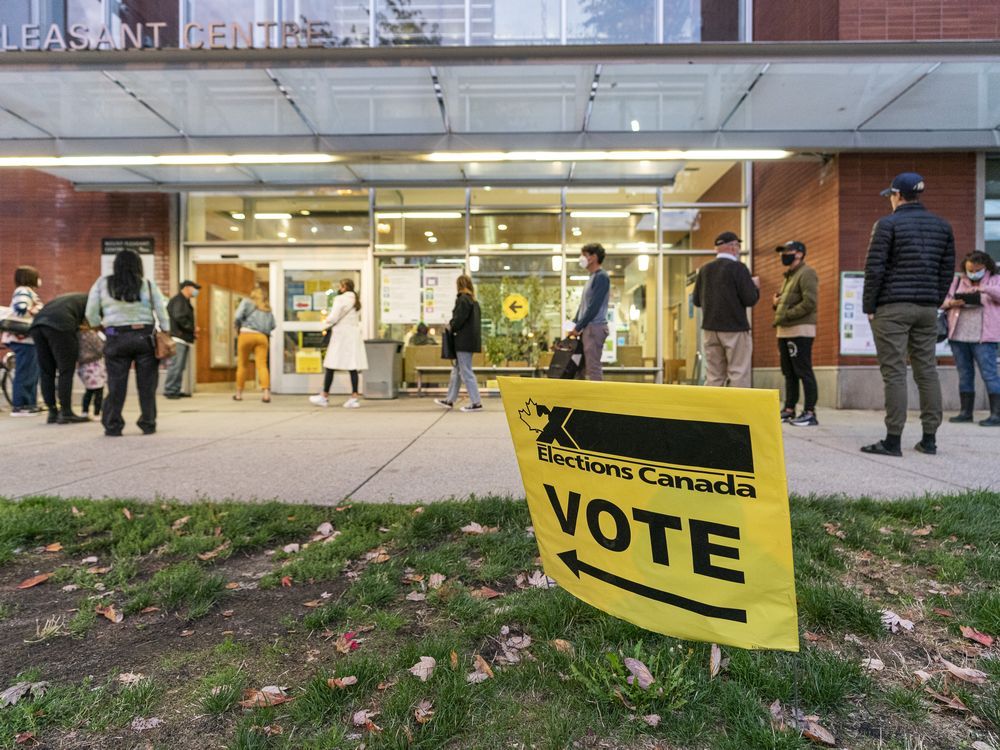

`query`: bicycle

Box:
[0,348,14,407]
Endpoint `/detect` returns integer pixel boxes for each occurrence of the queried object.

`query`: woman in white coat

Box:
[309,278,368,408]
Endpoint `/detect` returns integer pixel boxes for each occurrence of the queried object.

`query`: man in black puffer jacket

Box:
[861,172,955,458]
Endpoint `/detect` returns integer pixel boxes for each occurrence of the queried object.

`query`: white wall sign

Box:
[381,266,422,324]
[422,266,463,324]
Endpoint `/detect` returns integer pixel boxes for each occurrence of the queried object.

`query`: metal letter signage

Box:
[499,378,799,651]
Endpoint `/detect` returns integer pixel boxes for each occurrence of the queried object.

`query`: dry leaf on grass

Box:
[960,625,995,647]
[405,591,427,602]
[281,576,293,588]
[450,651,459,669]
[14,732,37,745]
[933,608,953,618]
[414,699,434,724]
[179,630,194,637]
[302,600,322,608]
[171,516,190,531]
[914,670,933,684]
[225,582,240,590]
[122,508,133,521]
[197,541,231,561]
[624,658,655,690]
[460,522,499,535]
[768,699,785,731]
[642,714,660,728]
[313,522,336,540]
[924,687,970,712]
[117,673,145,686]
[71,506,82,517]
[327,676,358,689]
[940,657,988,685]
[239,686,294,709]
[335,632,360,654]
[17,573,51,589]
[881,609,914,633]
[81,556,98,565]
[140,606,160,614]
[822,523,845,539]
[222,610,234,617]
[861,658,885,672]
[709,644,723,678]
[44,542,63,553]
[87,566,112,575]
[517,570,557,589]
[467,654,494,684]
[131,717,163,732]
[409,656,436,682]
[283,544,300,554]
[376,677,398,691]
[363,547,391,564]
[257,725,283,737]
[96,605,123,624]
[352,709,378,726]
[972,742,997,750]
[1,681,49,708]
[911,525,934,536]
[428,573,446,590]
[551,639,575,657]
[470,586,502,600]
[799,718,836,746]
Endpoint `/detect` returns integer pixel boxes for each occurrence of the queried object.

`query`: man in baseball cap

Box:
[772,241,819,426]
[879,172,925,199]
[164,280,201,399]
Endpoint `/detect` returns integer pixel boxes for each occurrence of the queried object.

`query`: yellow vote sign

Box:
[502,293,529,321]
[499,377,799,652]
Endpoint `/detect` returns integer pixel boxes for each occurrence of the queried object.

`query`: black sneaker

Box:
[47,410,59,424]
[779,408,795,422]
[164,394,182,400]
[57,413,90,424]
[434,399,453,410]
[914,440,937,455]
[789,411,818,427]
[460,403,484,413]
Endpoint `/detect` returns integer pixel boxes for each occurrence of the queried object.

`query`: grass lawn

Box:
[0,492,998,749]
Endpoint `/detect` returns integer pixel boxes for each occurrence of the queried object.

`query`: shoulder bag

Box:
[148,281,177,360]
[0,305,32,336]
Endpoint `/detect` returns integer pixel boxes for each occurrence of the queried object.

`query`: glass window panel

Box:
[662,253,716,384]
[663,0,701,42]
[284,0,370,46]
[476,0,559,44]
[566,0,656,44]
[188,0,276,46]
[665,161,743,203]
[657,208,744,251]
[475,256,563,367]
[375,210,466,252]
[565,210,657,254]
[252,195,369,242]
[374,187,466,207]
[188,195,248,241]
[570,162,681,182]
[374,0,463,45]
[283,269,361,374]
[565,185,658,205]
[470,213,560,253]
[470,186,562,208]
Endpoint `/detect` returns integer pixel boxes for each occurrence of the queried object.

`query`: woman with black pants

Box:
[85,250,169,437]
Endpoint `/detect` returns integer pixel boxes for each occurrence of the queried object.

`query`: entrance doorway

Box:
[187,247,369,395]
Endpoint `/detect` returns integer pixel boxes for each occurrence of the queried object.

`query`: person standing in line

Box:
[773,241,820,426]
[692,232,761,388]
[435,274,484,412]
[942,250,1000,427]
[28,292,90,424]
[164,280,200,399]
[309,278,368,409]
[570,243,611,381]
[76,328,107,418]
[860,172,955,457]
[85,249,169,437]
[3,266,44,416]
[233,288,275,403]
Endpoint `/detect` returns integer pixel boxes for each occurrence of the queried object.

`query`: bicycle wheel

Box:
[1,351,14,407]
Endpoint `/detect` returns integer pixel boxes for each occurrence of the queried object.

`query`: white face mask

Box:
[578,255,589,269]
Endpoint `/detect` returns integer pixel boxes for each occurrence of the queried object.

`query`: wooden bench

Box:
[601,366,662,382]
[415,365,538,395]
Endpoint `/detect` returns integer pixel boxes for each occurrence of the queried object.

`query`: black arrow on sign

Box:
[556,549,747,623]
[508,300,523,314]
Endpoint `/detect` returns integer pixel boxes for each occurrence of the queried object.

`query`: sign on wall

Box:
[423,266,464,324]
[500,378,799,652]
[381,266,422,324]
[101,237,155,280]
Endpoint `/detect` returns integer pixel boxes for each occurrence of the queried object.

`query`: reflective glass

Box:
[374,0,463,45]
[375,210,466,253]
[470,213,560,253]
[665,162,743,203]
[283,0,370,46]
[566,0,656,44]
[565,185,659,205]
[475,0,559,44]
[564,210,657,254]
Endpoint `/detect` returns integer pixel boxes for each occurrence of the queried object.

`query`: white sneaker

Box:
[434,399,453,410]
[342,397,360,408]
[309,394,329,407]
[460,403,484,413]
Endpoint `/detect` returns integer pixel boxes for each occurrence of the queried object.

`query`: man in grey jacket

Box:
[860,172,955,457]
[571,243,611,381]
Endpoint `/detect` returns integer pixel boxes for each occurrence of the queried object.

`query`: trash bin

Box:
[363,339,403,399]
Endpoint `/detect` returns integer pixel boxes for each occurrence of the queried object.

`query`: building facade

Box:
[0,0,997,400]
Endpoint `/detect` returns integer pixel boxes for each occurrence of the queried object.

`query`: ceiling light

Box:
[342,225,353,231]
[503,265,511,271]
[512,243,558,250]
[551,255,563,272]
[483,186,492,191]
[288,237,297,243]
[569,211,630,219]
[378,212,462,220]
[377,223,392,234]
[637,254,650,272]
[255,212,293,220]
[277,231,288,238]
[469,256,480,272]
[569,275,590,281]
[230,212,245,220]
[0,153,338,168]
[424,231,434,237]
[229,226,239,232]
[630,120,640,132]
[424,150,790,162]
[427,236,438,243]
[300,210,311,215]
[497,224,508,231]
[435,259,466,264]
[310,226,319,233]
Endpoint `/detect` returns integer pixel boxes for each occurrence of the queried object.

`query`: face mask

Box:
[578,255,589,269]
[967,270,986,281]
[191,289,199,298]
[781,254,797,267]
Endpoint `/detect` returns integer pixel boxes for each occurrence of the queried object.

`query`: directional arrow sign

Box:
[502,293,529,322]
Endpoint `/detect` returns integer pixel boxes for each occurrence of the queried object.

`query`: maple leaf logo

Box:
[518,399,549,434]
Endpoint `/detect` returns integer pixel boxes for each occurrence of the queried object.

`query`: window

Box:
[986,156,1000,263]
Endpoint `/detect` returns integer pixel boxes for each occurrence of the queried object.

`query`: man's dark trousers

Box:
[32,326,78,413]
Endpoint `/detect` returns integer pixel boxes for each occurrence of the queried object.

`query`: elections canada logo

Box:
[518,399,758,498]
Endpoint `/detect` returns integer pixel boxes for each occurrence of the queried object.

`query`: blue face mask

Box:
[967,270,986,282]
[191,289,199,298]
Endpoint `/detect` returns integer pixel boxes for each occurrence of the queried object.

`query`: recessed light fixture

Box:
[310,226,319,234]
[230,212,245,220]
[469,256,480,272]
[377,223,392,233]
[300,210,311,216]
[229,226,239,232]
[503,265,511,271]
[277,231,288,238]
[379,212,462,219]
[424,231,434,237]
[483,186,492,191]
[255,213,293,220]
[630,120,641,132]
[637,254,650,272]
[428,236,438,243]
[288,237,297,243]
[497,224,508,231]
[342,225,353,231]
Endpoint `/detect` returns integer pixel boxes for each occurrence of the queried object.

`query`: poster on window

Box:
[381,266,422,324]
[422,266,464,324]
[840,272,951,357]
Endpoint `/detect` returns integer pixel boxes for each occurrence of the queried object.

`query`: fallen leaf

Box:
[428,573,446,590]
[377,677,398,691]
[450,651,459,669]
[281,576,293,588]
[914,670,933,684]
[709,644,723,678]
[171,516,190,531]
[768,699,785,731]
[335,505,351,512]
[551,639,575,657]
[823,522,845,540]
[878,526,893,534]
[225,582,240,590]
[81,556,98,565]
[624,658,655,690]
[470,586,502,600]
[87,566,112,575]
[402,572,425,584]
[642,714,660,728]
[327,676,358,689]
[861,658,885,671]
[335,632,360,654]
[140,606,160,614]
[960,625,995,647]
[352,709,378,726]
[799,718,836,746]
[314,522,335,539]
[924,687,969,712]
[179,629,195,637]
[96,605,123,624]
[197,541,231,561]
[911,525,933,536]
[414,699,434,724]
[881,609,915,633]
[239,686,294,708]
[131,717,163,731]
[282,543,300,554]
[44,542,63,553]
[972,742,997,750]
[17,573,51,589]
[14,731,37,745]
[302,600,322,608]
[117,672,145,686]
[405,591,427,602]
[1,681,49,708]
[803,631,822,642]
[71,506,82,516]
[258,725,283,736]
[461,522,499,535]
[933,608,953,618]
[409,656,436,682]
[940,657,988,685]
[122,508,133,521]
[221,609,234,617]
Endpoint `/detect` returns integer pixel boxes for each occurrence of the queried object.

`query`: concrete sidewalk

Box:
[2,393,998,503]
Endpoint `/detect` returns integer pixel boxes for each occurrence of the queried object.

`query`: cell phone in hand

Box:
[955,292,982,306]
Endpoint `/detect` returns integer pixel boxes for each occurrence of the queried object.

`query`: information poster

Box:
[381,266,422,323]
[840,272,951,357]
[101,237,154,280]
[423,266,463,324]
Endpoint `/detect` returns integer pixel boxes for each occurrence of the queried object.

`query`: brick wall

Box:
[839,0,1000,40]
[752,159,840,368]
[754,0,839,41]
[0,169,173,305]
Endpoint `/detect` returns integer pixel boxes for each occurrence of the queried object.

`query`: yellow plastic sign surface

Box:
[295,349,323,374]
[502,293,529,321]
[499,377,798,652]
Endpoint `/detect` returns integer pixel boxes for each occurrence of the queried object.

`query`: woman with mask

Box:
[2,266,44,416]
[943,250,1000,426]
[435,274,483,412]
[310,278,368,408]
[772,241,819,426]
[85,249,169,436]
[233,287,276,402]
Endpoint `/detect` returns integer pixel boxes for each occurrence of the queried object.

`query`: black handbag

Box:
[936,310,949,343]
[547,337,583,379]
[442,329,456,360]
